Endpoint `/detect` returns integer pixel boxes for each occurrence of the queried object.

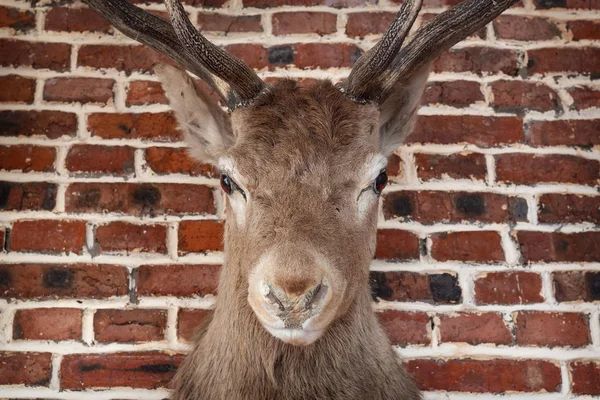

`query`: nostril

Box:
[266,287,285,312]
[304,282,328,310]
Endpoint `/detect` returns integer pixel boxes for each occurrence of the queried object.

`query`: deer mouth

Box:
[263,325,325,346]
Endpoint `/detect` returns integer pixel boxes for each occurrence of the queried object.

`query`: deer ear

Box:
[155,64,234,166]
[378,66,430,156]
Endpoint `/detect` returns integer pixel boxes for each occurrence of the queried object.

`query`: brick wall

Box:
[0,0,599,398]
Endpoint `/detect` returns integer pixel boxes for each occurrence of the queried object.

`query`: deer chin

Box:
[263,325,325,346]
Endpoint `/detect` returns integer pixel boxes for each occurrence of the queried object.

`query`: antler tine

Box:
[164,0,264,105]
[343,0,422,101]
[84,0,265,109]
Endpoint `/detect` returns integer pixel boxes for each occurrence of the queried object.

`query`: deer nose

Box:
[261,279,329,325]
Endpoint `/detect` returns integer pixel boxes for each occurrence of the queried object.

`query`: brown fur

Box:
[156,69,423,400]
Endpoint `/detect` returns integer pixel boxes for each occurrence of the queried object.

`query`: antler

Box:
[84,0,265,108]
[343,0,519,104]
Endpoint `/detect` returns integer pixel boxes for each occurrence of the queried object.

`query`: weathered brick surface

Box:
[0,74,35,103]
[515,312,590,347]
[138,264,220,297]
[65,182,215,215]
[0,5,35,31]
[94,309,167,342]
[45,7,111,33]
[87,112,180,141]
[0,145,55,172]
[539,194,600,224]
[198,13,262,33]
[553,271,600,302]
[95,222,167,254]
[493,16,561,40]
[490,80,559,112]
[61,353,184,389]
[528,120,600,147]
[370,271,462,304]
[44,77,114,104]
[406,359,561,392]
[375,229,420,261]
[517,231,600,263]
[414,153,487,181]
[422,80,484,107]
[377,311,430,346]
[13,308,82,341]
[145,147,217,177]
[178,220,225,254]
[568,87,600,110]
[273,12,336,35]
[568,20,600,40]
[126,81,168,106]
[432,47,519,75]
[66,145,135,175]
[475,272,544,305]
[178,308,213,341]
[0,39,70,71]
[496,154,599,186]
[570,361,600,395]
[527,47,600,75]
[437,312,512,345]
[0,110,77,138]
[0,352,52,386]
[346,12,395,38]
[383,191,526,223]
[431,231,504,263]
[0,264,128,300]
[78,45,171,73]
[0,181,56,211]
[10,220,86,254]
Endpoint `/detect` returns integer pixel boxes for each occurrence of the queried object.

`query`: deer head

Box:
[88,0,518,346]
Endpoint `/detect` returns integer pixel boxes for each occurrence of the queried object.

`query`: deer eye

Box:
[220,173,246,200]
[373,170,388,196]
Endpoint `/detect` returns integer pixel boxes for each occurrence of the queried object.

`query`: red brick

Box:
[408,115,523,147]
[345,12,395,38]
[225,44,268,69]
[197,13,262,33]
[370,271,462,304]
[0,352,51,386]
[406,359,561,392]
[126,80,168,106]
[129,0,227,6]
[95,222,167,254]
[375,229,420,261]
[496,154,599,186]
[0,39,70,71]
[0,263,128,300]
[178,220,224,254]
[419,12,486,39]
[0,182,56,211]
[516,311,590,347]
[553,271,600,302]
[568,20,600,40]
[568,87,600,110]
[0,145,55,172]
[66,145,134,175]
[13,308,82,341]
[377,311,430,346]
[87,112,180,141]
[273,12,336,36]
[45,7,111,33]
[533,0,600,9]
[520,231,600,263]
[10,220,86,254]
[422,81,484,108]
[490,80,559,112]
[178,308,213,341]
[94,309,167,342]
[145,147,217,178]
[383,191,527,224]
[61,352,184,389]
[571,361,600,395]
[528,119,600,147]
[0,75,35,103]
[528,47,600,75]
[65,182,215,216]
[138,264,220,297]
[0,228,4,252]
[431,231,504,263]
[433,47,519,75]
[474,272,544,305]
[295,43,363,69]
[493,16,561,41]
[415,153,486,181]
[438,312,512,345]
[44,77,114,104]
[0,6,35,31]
[244,0,374,7]
[387,153,402,180]
[539,194,600,224]
[0,110,77,139]
[78,44,172,74]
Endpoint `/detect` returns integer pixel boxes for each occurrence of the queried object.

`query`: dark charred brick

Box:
[0,182,57,211]
[430,273,462,304]
[589,273,600,300]
[43,269,73,289]
[370,271,392,301]
[132,185,161,208]
[268,46,294,65]
[510,197,529,221]
[369,271,433,303]
[455,194,485,216]
[0,269,10,286]
[386,194,413,218]
[533,0,566,7]
[0,182,8,208]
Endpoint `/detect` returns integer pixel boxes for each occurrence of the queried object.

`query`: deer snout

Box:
[262,280,329,327]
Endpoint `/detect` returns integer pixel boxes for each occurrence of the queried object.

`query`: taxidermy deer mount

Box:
[86,0,519,398]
